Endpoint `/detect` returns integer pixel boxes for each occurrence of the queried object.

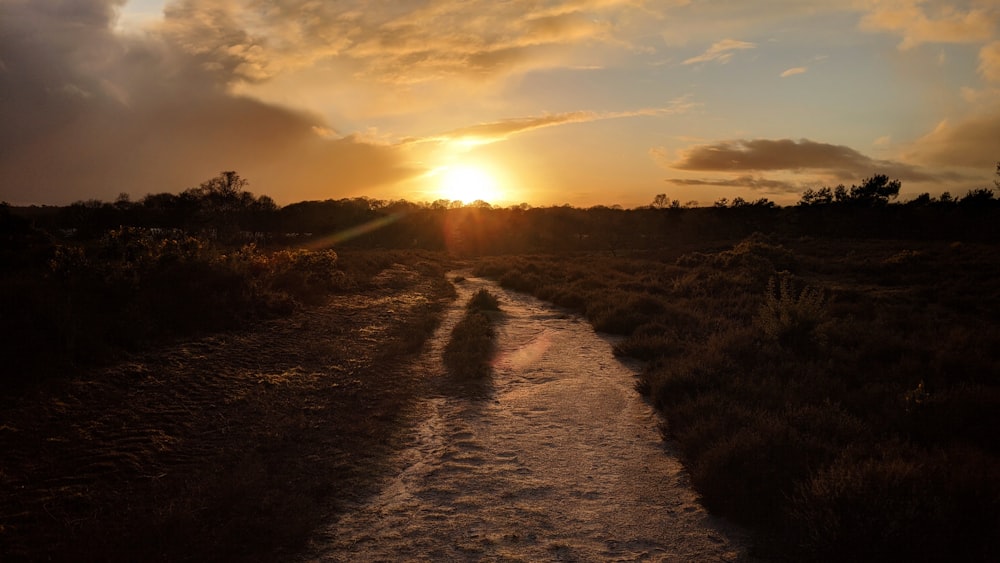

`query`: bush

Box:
[467,288,500,311]
[788,447,1000,562]
[443,311,495,379]
[444,291,501,380]
[756,274,827,349]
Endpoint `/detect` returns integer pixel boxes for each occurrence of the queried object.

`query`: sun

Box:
[436,164,501,204]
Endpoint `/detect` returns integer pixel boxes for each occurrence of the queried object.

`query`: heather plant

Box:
[467,288,500,311]
[444,290,500,380]
[756,273,828,349]
[268,248,348,303]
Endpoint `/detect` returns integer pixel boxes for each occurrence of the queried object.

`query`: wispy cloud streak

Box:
[682,39,756,65]
[418,98,697,145]
[780,66,807,77]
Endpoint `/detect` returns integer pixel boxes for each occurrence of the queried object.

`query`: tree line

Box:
[6,166,1000,257]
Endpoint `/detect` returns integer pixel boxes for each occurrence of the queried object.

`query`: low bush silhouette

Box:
[444,290,500,380]
[467,288,500,311]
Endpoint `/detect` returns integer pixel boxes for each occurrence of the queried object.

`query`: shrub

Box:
[467,288,500,311]
[443,311,495,379]
[444,291,501,379]
[498,269,542,293]
[756,274,827,349]
[788,446,1000,562]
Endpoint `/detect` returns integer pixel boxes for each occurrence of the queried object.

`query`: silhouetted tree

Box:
[650,193,677,209]
[847,174,900,205]
[959,188,998,208]
[799,187,832,206]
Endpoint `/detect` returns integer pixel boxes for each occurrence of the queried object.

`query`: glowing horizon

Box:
[1,1,998,208]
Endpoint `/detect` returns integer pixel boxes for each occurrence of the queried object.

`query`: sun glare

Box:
[437,165,501,204]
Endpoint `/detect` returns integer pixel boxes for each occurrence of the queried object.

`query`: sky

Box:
[1,0,999,208]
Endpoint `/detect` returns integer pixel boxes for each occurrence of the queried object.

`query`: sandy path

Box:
[304,274,751,562]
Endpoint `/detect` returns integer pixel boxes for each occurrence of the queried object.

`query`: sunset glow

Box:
[1,1,999,207]
[435,165,502,205]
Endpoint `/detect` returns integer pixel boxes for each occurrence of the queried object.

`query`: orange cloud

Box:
[905,112,1000,170]
[424,100,696,145]
[858,0,996,50]
[682,39,756,65]
[780,66,808,77]
[159,0,642,87]
[979,40,1000,83]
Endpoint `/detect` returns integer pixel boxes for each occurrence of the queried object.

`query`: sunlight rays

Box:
[433,164,503,204]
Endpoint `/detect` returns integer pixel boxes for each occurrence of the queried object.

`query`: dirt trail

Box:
[304,274,752,562]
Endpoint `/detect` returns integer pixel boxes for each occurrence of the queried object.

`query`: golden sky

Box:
[1,0,998,207]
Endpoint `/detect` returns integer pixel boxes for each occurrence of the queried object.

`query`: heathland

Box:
[2,168,999,561]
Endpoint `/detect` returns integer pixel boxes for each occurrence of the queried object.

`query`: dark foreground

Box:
[3,236,999,562]
[0,262,454,562]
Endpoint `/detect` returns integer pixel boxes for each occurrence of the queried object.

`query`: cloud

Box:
[0,0,420,205]
[157,0,644,87]
[422,98,697,145]
[682,39,756,65]
[658,138,945,182]
[665,175,804,193]
[857,0,997,50]
[980,40,1000,83]
[780,66,808,77]
[905,111,1000,170]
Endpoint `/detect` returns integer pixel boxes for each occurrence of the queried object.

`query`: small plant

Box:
[756,274,827,348]
[444,291,501,379]
[467,288,500,311]
[443,312,495,379]
[903,380,929,413]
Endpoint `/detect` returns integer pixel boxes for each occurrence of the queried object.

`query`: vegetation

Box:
[3,164,999,560]
[474,235,1000,561]
[0,224,398,393]
[0,249,454,561]
[466,287,500,311]
[444,289,500,380]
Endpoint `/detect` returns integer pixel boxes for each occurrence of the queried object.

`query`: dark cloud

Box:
[662,138,946,183]
[0,0,417,205]
[666,175,803,193]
